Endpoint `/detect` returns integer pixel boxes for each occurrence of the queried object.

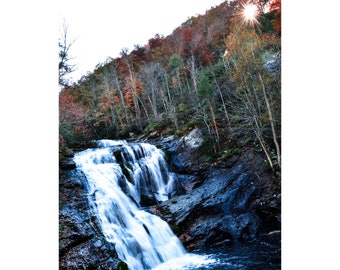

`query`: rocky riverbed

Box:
[59,129,281,269]
[149,130,281,251]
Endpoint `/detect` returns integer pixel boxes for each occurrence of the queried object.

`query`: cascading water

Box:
[73,140,214,270]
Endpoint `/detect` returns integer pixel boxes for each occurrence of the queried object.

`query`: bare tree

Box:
[140,63,165,120]
[58,20,76,87]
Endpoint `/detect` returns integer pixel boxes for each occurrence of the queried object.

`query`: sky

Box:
[59,0,226,83]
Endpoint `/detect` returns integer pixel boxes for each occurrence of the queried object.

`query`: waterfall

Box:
[73,140,190,269]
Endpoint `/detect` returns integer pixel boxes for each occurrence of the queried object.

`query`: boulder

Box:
[158,129,206,173]
[147,130,281,250]
[183,128,203,149]
[154,164,262,249]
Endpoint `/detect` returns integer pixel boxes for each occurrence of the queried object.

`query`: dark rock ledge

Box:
[59,168,121,269]
[59,130,281,268]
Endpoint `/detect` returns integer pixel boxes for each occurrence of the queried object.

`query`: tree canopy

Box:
[59,0,281,170]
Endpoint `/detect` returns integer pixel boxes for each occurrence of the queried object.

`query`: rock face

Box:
[153,164,261,249]
[156,128,207,174]
[151,132,281,250]
[59,131,281,266]
[59,167,121,269]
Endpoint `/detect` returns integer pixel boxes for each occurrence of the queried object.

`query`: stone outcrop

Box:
[59,167,121,269]
[150,131,281,250]
[153,164,261,249]
[59,130,281,267]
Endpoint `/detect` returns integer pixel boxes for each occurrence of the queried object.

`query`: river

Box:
[73,139,280,269]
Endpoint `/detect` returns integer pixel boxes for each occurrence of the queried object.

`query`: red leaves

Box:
[269,0,281,33]
[59,90,86,123]
[124,89,135,111]
[269,0,281,11]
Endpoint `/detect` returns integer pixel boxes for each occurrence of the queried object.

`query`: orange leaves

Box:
[124,89,135,110]
[269,0,281,11]
[99,89,122,113]
[123,75,146,112]
[269,0,281,33]
[113,96,121,104]
[59,90,86,123]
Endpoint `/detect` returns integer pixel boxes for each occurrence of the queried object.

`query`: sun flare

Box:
[242,3,259,25]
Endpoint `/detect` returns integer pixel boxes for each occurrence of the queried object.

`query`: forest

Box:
[59,0,281,171]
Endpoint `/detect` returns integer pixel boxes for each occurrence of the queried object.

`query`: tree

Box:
[58,21,76,87]
[58,21,75,87]
[198,70,220,144]
[269,0,281,33]
[59,89,90,145]
[225,23,281,169]
[140,63,165,120]
[252,0,272,14]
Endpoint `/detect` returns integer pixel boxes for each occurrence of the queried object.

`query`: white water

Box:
[73,140,215,270]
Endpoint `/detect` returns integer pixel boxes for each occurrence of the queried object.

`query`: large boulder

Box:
[153,164,262,249]
[151,133,281,250]
[183,128,204,149]
[156,129,207,174]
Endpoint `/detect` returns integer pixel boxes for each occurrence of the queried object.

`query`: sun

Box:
[243,4,257,21]
[241,3,259,26]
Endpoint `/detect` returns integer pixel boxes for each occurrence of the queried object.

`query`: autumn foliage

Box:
[59,0,281,168]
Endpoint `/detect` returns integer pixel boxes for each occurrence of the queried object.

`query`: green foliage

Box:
[198,71,213,102]
[198,135,219,162]
[219,148,241,161]
[245,135,253,143]
[258,10,280,34]
[59,123,76,146]
[263,158,272,172]
[59,123,87,147]
[146,121,162,133]
[225,19,281,169]
[118,124,141,139]
[172,224,181,235]
[186,118,203,129]
[59,135,72,162]
[146,118,173,135]
[168,54,183,70]
[58,2,280,168]
[116,261,128,270]
[90,120,118,140]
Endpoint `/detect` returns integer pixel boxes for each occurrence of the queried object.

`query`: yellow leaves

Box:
[94,112,104,118]
[178,103,186,112]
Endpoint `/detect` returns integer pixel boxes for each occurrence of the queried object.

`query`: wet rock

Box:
[60,158,76,170]
[221,212,260,240]
[159,129,206,173]
[260,230,281,244]
[154,164,263,249]
[140,194,158,207]
[59,168,120,269]
[224,156,238,168]
[146,131,280,251]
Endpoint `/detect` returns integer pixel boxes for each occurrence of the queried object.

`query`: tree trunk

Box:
[259,73,281,167]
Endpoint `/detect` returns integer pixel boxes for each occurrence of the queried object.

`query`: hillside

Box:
[59,0,281,172]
